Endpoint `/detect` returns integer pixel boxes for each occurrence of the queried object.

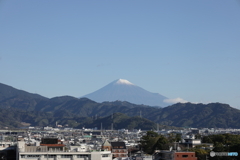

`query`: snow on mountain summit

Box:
[115,79,134,85]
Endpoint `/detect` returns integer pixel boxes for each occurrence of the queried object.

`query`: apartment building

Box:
[17,138,112,160]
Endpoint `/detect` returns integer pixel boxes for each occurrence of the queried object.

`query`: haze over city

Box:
[0,0,240,108]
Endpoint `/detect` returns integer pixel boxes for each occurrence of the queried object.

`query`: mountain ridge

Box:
[0,82,47,101]
[1,82,240,129]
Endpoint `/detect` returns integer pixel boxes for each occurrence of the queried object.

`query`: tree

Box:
[141,131,173,154]
[141,131,159,154]
[154,135,169,150]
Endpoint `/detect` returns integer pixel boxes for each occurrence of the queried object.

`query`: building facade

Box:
[153,151,197,160]
[17,140,112,160]
[110,142,128,158]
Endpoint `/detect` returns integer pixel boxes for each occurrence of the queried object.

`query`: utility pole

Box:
[101,123,103,135]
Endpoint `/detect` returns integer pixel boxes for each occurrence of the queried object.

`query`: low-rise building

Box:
[17,138,112,160]
[153,151,197,160]
[111,142,128,159]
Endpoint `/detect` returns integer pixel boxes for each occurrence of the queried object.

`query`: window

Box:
[102,154,109,157]
[44,155,56,158]
[77,155,89,158]
[21,155,25,158]
[182,155,188,157]
[26,155,41,158]
[61,155,73,158]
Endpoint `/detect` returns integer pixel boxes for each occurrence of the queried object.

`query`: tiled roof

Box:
[111,142,126,149]
[40,144,65,147]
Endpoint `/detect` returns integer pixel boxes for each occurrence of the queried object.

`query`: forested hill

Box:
[1,82,240,129]
[152,102,240,128]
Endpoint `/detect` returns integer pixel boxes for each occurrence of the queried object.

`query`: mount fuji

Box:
[82,79,172,107]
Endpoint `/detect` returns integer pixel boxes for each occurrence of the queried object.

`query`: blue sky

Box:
[0,0,240,108]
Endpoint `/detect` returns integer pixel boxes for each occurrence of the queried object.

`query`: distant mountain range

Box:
[1,82,240,129]
[82,79,171,107]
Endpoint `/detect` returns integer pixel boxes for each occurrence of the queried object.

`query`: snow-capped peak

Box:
[116,79,134,85]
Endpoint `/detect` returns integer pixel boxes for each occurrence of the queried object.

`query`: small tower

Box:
[102,139,111,151]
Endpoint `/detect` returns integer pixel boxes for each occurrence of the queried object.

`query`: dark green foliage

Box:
[200,134,240,160]
[203,134,240,147]
[1,82,240,129]
[75,112,158,130]
[0,107,160,130]
[141,131,161,154]
[153,103,240,128]
[154,135,169,150]
[188,147,209,160]
[140,131,182,154]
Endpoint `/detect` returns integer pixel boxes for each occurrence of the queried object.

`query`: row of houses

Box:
[1,128,216,160]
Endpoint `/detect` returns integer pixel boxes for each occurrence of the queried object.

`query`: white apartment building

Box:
[17,141,112,160]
